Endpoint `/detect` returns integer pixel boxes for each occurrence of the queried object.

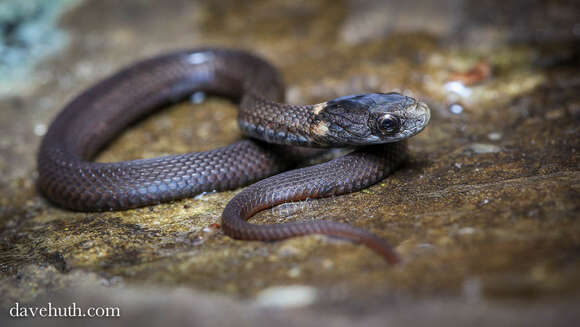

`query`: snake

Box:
[37,48,430,264]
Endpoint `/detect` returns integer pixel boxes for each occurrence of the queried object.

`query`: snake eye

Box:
[377,114,400,134]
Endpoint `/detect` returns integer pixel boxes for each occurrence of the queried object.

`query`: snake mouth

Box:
[418,101,431,130]
[408,101,430,136]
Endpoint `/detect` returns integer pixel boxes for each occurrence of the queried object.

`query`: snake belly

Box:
[38,48,425,263]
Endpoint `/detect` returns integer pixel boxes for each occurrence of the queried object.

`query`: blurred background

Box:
[1,0,579,326]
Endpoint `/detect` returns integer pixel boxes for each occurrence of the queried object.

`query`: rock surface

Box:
[1,0,579,326]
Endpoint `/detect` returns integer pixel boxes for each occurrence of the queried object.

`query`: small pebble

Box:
[449,103,464,114]
[254,285,316,308]
[467,143,501,154]
[287,266,301,278]
[487,132,502,141]
[34,123,47,136]
[479,198,490,206]
[444,81,472,98]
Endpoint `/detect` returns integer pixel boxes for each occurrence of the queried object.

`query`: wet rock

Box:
[0,0,579,326]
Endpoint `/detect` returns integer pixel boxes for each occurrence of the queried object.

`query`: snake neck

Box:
[238,92,322,146]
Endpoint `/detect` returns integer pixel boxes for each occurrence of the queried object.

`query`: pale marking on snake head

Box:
[312,102,327,115]
[311,120,329,136]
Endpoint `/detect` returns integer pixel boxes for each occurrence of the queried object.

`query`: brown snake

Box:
[37,48,430,263]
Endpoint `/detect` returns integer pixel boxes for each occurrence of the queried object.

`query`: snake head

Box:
[311,92,430,146]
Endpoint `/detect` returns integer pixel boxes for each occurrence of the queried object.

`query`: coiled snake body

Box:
[38,48,430,263]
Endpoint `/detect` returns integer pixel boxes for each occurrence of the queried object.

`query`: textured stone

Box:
[0,0,579,326]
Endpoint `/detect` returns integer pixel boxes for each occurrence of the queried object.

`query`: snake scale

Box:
[37,48,430,263]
